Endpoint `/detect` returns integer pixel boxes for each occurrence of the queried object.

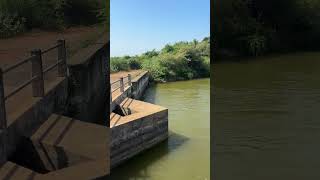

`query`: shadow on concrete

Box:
[141,84,157,104]
[99,131,189,180]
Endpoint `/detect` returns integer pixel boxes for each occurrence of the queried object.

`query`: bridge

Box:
[0,35,168,179]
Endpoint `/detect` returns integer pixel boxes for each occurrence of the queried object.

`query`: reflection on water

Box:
[109,79,210,180]
[213,52,320,179]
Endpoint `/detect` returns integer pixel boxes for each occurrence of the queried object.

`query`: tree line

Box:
[213,0,320,58]
[0,0,108,38]
[111,37,210,82]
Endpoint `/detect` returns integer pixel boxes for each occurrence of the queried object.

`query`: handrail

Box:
[42,44,60,55]
[2,56,33,74]
[0,39,67,130]
[4,76,37,100]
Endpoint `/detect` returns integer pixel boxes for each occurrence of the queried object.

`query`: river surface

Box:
[213,52,320,180]
[109,79,210,180]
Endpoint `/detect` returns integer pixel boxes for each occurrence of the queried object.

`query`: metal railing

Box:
[0,39,67,130]
[110,74,132,102]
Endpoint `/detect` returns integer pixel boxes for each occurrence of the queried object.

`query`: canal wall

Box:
[110,71,150,112]
[131,71,150,99]
[5,78,68,163]
[67,37,110,124]
[110,98,168,168]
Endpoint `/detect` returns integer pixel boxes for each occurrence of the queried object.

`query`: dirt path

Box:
[0,26,105,67]
[110,70,143,83]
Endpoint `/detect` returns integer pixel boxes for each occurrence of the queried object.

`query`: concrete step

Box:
[31,113,110,161]
[0,113,110,179]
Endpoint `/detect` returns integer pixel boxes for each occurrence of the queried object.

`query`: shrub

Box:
[112,37,210,82]
[0,12,26,38]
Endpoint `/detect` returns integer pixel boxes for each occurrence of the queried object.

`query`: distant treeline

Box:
[111,37,210,82]
[0,0,108,38]
[214,0,320,58]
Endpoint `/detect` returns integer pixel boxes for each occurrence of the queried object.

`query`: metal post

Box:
[57,39,67,77]
[110,84,112,103]
[128,74,132,86]
[31,49,44,97]
[0,69,6,130]
[120,77,124,92]
[0,68,7,165]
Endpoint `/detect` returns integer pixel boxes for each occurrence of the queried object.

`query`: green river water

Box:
[213,52,320,180]
[109,79,210,180]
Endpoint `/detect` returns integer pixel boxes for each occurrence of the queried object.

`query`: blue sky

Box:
[110,0,210,57]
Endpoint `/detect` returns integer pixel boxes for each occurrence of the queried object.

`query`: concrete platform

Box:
[110,98,167,127]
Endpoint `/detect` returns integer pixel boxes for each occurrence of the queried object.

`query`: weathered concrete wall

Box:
[67,38,109,125]
[6,79,68,162]
[131,71,150,100]
[110,109,168,168]
[0,129,6,165]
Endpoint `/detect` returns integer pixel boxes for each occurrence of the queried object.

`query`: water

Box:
[109,79,210,180]
[213,52,320,179]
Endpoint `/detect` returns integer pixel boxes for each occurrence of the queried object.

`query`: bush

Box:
[0,0,106,34]
[0,12,26,38]
[111,37,210,82]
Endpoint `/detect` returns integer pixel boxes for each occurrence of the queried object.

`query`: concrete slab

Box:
[110,98,167,127]
[31,114,109,160]
[0,162,42,180]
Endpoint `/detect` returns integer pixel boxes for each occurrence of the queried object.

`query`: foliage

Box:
[0,0,108,37]
[214,0,320,57]
[0,12,26,38]
[111,37,210,82]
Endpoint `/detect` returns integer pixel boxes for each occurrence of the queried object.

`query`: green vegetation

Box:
[214,0,320,58]
[111,37,210,82]
[0,0,109,38]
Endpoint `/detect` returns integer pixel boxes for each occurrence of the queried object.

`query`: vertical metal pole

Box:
[110,84,112,103]
[0,68,7,165]
[120,77,124,92]
[57,39,67,77]
[31,49,44,97]
[128,74,132,86]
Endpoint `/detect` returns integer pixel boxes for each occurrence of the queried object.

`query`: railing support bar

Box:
[0,68,7,165]
[120,77,124,92]
[31,49,44,97]
[57,39,67,77]
[128,74,132,86]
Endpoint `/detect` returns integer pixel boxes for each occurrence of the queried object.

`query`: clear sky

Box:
[110,0,210,57]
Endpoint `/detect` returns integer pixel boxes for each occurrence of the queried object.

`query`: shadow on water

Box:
[100,132,189,180]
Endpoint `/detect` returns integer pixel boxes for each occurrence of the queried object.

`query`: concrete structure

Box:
[0,36,110,179]
[0,35,168,178]
[110,98,168,168]
[109,71,168,168]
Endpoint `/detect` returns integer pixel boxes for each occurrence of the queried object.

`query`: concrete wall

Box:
[131,71,150,99]
[6,79,68,162]
[110,71,150,112]
[67,39,109,125]
[0,129,6,165]
[110,109,168,168]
